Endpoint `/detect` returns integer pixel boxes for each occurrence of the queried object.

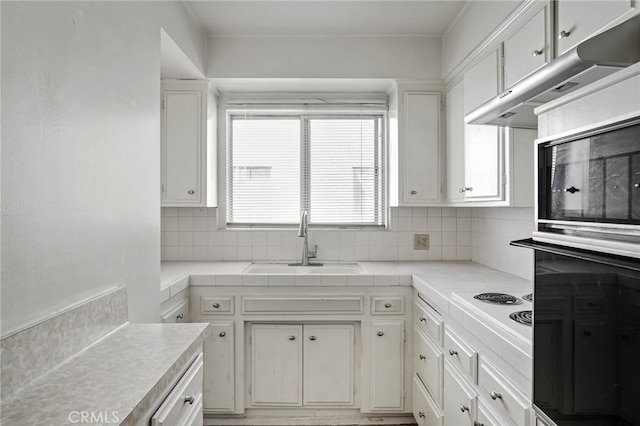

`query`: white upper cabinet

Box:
[161,80,217,207]
[556,0,634,56]
[446,80,466,204]
[463,47,501,115]
[401,91,442,206]
[504,4,550,88]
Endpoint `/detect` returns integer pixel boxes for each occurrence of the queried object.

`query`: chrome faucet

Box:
[292,210,321,266]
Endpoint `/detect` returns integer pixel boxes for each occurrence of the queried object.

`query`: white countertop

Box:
[1,323,209,426]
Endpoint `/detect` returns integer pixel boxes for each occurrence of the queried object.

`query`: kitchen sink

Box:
[244,263,363,274]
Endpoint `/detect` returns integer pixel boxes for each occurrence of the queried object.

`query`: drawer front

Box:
[444,326,478,384]
[444,362,477,426]
[477,399,516,426]
[415,301,443,345]
[372,296,404,315]
[413,376,444,426]
[414,329,443,407]
[162,300,189,323]
[152,353,204,426]
[243,296,364,314]
[201,296,234,315]
[478,358,530,426]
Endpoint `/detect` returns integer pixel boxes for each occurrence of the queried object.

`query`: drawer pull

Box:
[309,336,317,341]
[183,395,195,404]
[558,30,571,39]
[385,303,392,308]
[460,404,470,413]
[490,390,503,400]
[219,331,226,337]
[411,190,418,195]
[419,316,427,323]
[419,354,426,360]
[474,422,485,426]
[176,313,184,320]
[289,335,296,340]
[377,331,385,336]
[449,349,458,356]
[418,411,426,418]
[188,190,195,195]
[212,303,220,308]
[531,49,543,57]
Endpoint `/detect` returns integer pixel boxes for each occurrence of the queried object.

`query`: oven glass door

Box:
[534,249,640,425]
[539,122,640,224]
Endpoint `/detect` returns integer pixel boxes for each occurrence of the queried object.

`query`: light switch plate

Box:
[414,234,429,250]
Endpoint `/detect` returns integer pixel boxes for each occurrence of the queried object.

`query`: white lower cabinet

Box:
[414,328,443,407]
[203,322,235,412]
[444,362,478,426]
[369,320,405,411]
[250,323,355,407]
[251,324,303,406]
[414,376,444,426]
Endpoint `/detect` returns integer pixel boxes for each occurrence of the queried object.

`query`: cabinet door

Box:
[464,125,503,200]
[463,47,501,114]
[251,324,302,406]
[303,324,355,406]
[203,322,235,412]
[444,362,477,426]
[446,80,466,203]
[504,6,549,88]
[370,320,405,411]
[162,90,203,205]
[402,92,441,205]
[556,0,633,56]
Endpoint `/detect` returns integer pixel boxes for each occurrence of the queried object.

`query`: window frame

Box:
[225,110,387,229]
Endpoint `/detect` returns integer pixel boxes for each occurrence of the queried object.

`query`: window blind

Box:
[227,108,385,227]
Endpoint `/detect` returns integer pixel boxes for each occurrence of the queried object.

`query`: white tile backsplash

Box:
[161,207,473,262]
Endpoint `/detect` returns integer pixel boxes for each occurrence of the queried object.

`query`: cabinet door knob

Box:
[176,313,184,320]
[490,390,503,400]
[419,316,427,322]
[565,186,580,194]
[449,349,458,356]
[419,354,426,360]
[212,303,220,308]
[309,336,317,341]
[464,187,473,192]
[289,335,296,340]
[188,190,195,195]
[183,395,195,405]
[558,30,571,39]
[377,331,384,336]
[418,411,426,418]
[460,404,470,412]
[634,183,639,188]
[531,49,543,57]
[219,331,226,337]
[384,303,392,308]
[411,190,417,195]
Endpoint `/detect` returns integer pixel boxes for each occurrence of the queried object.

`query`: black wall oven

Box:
[513,239,640,426]
[535,118,640,258]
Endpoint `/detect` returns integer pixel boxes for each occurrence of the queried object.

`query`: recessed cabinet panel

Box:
[463,48,501,114]
[163,91,202,205]
[402,92,441,205]
[204,322,235,412]
[251,324,302,406]
[556,0,633,56]
[444,362,477,426]
[370,320,404,411]
[464,125,503,200]
[303,325,354,406]
[414,329,443,407]
[413,377,444,426]
[504,6,549,88]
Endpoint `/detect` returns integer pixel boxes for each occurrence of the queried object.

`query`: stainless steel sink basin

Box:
[244,263,363,274]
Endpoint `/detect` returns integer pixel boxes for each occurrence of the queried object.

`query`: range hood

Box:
[465,15,640,129]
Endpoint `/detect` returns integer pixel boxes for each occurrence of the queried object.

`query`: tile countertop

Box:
[160,261,533,308]
[1,323,209,426]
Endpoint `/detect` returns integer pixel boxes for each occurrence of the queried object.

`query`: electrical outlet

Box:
[414,234,429,250]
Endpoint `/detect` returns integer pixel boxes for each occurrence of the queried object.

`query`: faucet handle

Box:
[308,245,318,259]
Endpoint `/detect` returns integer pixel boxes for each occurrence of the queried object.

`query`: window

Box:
[227,107,386,227]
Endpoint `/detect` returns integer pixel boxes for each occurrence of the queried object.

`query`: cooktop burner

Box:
[522,293,533,302]
[509,310,532,326]
[473,292,523,305]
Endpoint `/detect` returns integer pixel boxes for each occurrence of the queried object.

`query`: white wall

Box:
[471,208,534,280]
[206,35,442,79]
[442,0,521,79]
[1,1,204,336]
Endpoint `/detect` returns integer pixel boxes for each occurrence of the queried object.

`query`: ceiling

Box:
[184,1,468,36]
